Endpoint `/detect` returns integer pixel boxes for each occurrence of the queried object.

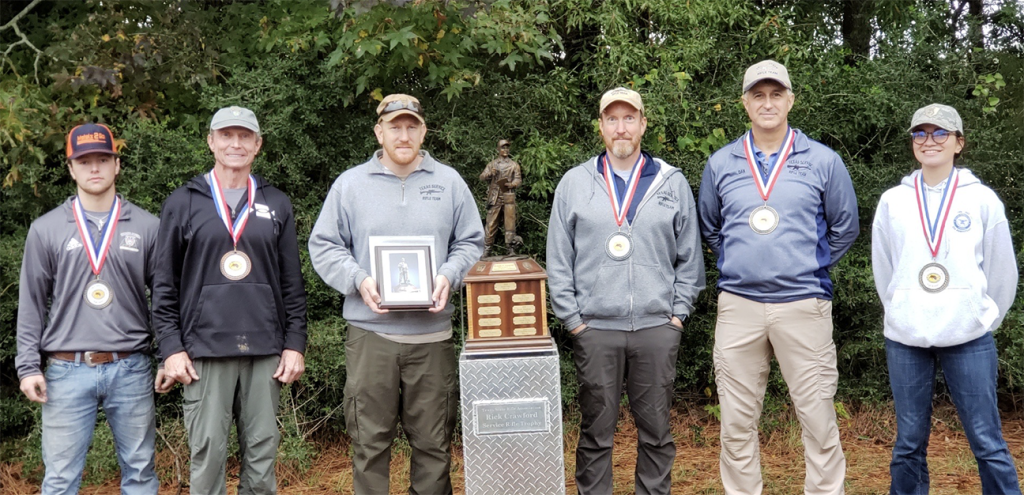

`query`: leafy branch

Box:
[1,0,47,84]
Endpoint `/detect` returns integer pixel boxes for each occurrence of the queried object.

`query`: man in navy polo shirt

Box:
[698,60,859,494]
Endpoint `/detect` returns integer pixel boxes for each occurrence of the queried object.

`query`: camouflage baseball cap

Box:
[376,94,425,124]
[909,104,963,134]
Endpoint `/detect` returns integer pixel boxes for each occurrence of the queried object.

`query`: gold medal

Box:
[220,250,252,280]
[84,279,114,309]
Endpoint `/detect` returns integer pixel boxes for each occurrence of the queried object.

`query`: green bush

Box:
[3,1,1023,472]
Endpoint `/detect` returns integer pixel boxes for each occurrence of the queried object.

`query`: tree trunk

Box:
[842,0,872,66]
[967,0,984,50]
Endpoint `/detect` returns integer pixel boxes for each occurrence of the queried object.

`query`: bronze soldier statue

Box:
[480,139,523,256]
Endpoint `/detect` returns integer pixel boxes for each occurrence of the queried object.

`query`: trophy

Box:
[464,140,553,354]
[459,139,565,494]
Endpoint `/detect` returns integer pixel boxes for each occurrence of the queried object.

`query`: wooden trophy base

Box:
[463,257,551,355]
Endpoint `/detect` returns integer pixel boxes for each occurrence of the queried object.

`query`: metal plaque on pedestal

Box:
[460,346,565,495]
[463,257,550,354]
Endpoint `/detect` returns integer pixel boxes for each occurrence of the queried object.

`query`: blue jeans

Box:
[886,334,1022,495]
[41,352,158,495]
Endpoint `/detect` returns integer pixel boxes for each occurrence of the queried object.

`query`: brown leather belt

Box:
[49,351,132,367]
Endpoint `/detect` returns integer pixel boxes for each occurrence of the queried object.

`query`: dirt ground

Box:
[3,403,1023,494]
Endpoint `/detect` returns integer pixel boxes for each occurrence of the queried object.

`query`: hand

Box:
[670,316,684,329]
[359,277,389,314]
[570,324,586,335]
[20,375,47,403]
[273,349,305,384]
[428,275,451,313]
[164,351,199,385]
[154,368,176,393]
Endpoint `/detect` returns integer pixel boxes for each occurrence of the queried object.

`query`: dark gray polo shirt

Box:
[16,196,159,379]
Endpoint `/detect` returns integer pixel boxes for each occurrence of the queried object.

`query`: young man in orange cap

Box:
[17,123,161,494]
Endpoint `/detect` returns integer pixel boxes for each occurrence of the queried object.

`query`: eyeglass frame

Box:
[910,128,959,145]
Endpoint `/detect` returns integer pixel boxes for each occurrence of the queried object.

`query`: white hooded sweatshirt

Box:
[872,168,1017,348]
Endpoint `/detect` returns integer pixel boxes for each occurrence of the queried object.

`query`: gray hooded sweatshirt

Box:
[546,154,705,332]
[308,150,484,335]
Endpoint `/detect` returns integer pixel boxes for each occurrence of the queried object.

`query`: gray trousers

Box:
[572,323,682,495]
[344,326,457,495]
[183,356,282,495]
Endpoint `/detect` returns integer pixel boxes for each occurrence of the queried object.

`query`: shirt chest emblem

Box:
[66,237,83,251]
[419,184,446,201]
[119,232,142,252]
[952,211,972,232]
[253,203,273,219]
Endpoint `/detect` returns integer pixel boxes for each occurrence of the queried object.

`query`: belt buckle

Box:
[83,351,98,367]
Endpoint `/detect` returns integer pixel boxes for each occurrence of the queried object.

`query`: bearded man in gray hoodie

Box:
[309,94,484,495]
[547,87,705,495]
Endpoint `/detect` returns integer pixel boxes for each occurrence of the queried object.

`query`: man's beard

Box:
[611,140,636,159]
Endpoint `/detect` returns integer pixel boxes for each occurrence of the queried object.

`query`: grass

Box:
[2,402,1023,494]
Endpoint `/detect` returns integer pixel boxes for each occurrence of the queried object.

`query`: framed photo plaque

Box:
[369,236,437,310]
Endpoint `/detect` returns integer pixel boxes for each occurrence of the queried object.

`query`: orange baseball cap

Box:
[66,123,118,160]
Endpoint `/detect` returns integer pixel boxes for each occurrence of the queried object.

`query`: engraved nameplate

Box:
[490,262,519,273]
[513,316,536,325]
[494,282,517,291]
[478,306,501,315]
[513,327,538,336]
[512,305,536,314]
[478,329,502,338]
[512,293,535,303]
[474,399,549,435]
[477,295,501,304]
[478,318,502,327]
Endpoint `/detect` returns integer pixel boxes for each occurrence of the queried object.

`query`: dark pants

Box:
[886,334,1022,495]
[344,326,457,495]
[572,323,682,495]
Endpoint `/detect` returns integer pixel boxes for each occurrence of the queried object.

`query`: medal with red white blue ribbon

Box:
[743,127,796,234]
[208,169,256,280]
[601,152,645,260]
[73,196,121,308]
[915,168,959,292]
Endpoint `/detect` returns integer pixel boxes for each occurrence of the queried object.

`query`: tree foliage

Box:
[2,0,1024,478]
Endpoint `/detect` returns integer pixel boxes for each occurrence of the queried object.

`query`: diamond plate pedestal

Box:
[460,346,565,495]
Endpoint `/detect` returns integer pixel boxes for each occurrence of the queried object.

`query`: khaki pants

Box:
[713,291,846,495]
[344,326,457,495]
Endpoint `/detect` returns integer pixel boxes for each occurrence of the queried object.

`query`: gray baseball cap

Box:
[908,104,963,134]
[742,60,792,93]
[210,106,260,133]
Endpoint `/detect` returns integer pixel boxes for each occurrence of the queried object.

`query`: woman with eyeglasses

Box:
[871,104,1021,494]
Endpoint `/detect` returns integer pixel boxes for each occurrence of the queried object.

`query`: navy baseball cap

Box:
[66,123,118,160]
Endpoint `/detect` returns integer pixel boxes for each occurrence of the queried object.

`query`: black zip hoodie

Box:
[152,174,307,360]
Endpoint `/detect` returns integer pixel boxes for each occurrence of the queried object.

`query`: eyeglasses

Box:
[910,129,954,145]
[378,99,424,117]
